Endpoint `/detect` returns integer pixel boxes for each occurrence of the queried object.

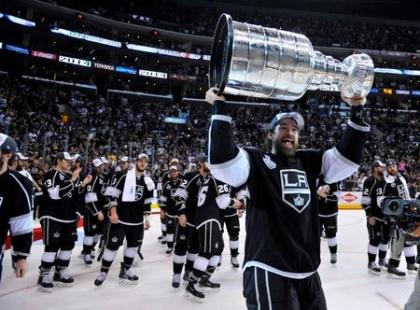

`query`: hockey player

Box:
[37,152,92,291]
[94,153,154,286]
[170,157,206,289]
[160,165,183,254]
[361,160,388,274]
[159,158,183,244]
[81,158,108,265]
[206,87,369,309]
[184,170,242,302]
[0,134,33,282]
[220,186,248,269]
[317,182,340,264]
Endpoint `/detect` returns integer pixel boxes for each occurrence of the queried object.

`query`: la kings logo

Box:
[280,169,311,213]
[135,185,144,201]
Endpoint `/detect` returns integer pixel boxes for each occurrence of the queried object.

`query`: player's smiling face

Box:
[271,118,299,157]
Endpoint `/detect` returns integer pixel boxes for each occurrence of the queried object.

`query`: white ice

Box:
[0,210,416,310]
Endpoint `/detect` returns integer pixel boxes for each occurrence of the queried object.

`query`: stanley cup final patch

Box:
[280,169,311,213]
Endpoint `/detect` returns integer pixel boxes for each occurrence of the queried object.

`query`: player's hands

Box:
[368,217,376,226]
[237,209,244,218]
[144,220,151,230]
[109,208,119,224]
[231,198,243,209]
[179,214,187,227]
[341,94,367,107]
[71,168,81,182]
[82,174,93,186]
[317,185,331,198]
[205,87,225,105]
[15,259,27,278]
[97,211,105,221]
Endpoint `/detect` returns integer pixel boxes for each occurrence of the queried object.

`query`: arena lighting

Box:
[404,70,420,76]
[5,44,29,55]
[0,13,4,18]
[383,88,393,95]
[31,50,57,60]
[395,90,410,95]
[5,14,36,27]
[374,68,403,74]
[0,42,2,49]
[164,117,187,124]
[115,66,137,74]
[374,68,420,76]
[51,28,122,48]
[59,55,91,67]
[126,43,202,60]
[411,90,420,96]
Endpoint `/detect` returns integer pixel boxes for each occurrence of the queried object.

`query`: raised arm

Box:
[206,88,250,187]
[321,96,370,184]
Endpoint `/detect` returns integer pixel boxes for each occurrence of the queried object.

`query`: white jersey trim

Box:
[321,147,359,184]
[318,212,338,218]
[348,120,370,132]
[211,114,232,123]
[39,216,76,223]
[243,261,316,280]
[209,148,250,188]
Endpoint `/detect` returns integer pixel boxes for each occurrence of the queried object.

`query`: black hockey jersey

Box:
[208,100,369,278]
[382,173,411,200]
[173,171,202,225]
[84,173,108,216]
[0,169,33,259]
[195,174,233,226]
[361,176,386,219]
[40,169,78,222]
[71,172,88,217]
[105,171,154,225]
[160,178,183,216]
[318,181,339,217]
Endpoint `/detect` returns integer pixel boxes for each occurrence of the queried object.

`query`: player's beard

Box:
[273,138,299,157]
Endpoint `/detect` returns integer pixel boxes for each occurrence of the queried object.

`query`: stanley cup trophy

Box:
[209,14,375,100]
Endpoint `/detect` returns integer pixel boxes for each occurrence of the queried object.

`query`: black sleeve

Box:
[361,178,374,216]
[8,174,33,258]
[209,101,238,164]
[336,105,370,165]
[173,175,191,216]
[208,101,251,187]
[57,175,75,198]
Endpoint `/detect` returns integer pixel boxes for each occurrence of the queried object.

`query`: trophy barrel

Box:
[209,14,375,101]
[209,14,314,101]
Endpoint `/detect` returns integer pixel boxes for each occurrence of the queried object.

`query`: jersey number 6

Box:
[197,186,208,207]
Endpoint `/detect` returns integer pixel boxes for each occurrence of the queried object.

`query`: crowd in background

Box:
[0,75,418,196]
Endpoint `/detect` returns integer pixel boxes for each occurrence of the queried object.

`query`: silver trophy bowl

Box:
[209,14,375,101]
